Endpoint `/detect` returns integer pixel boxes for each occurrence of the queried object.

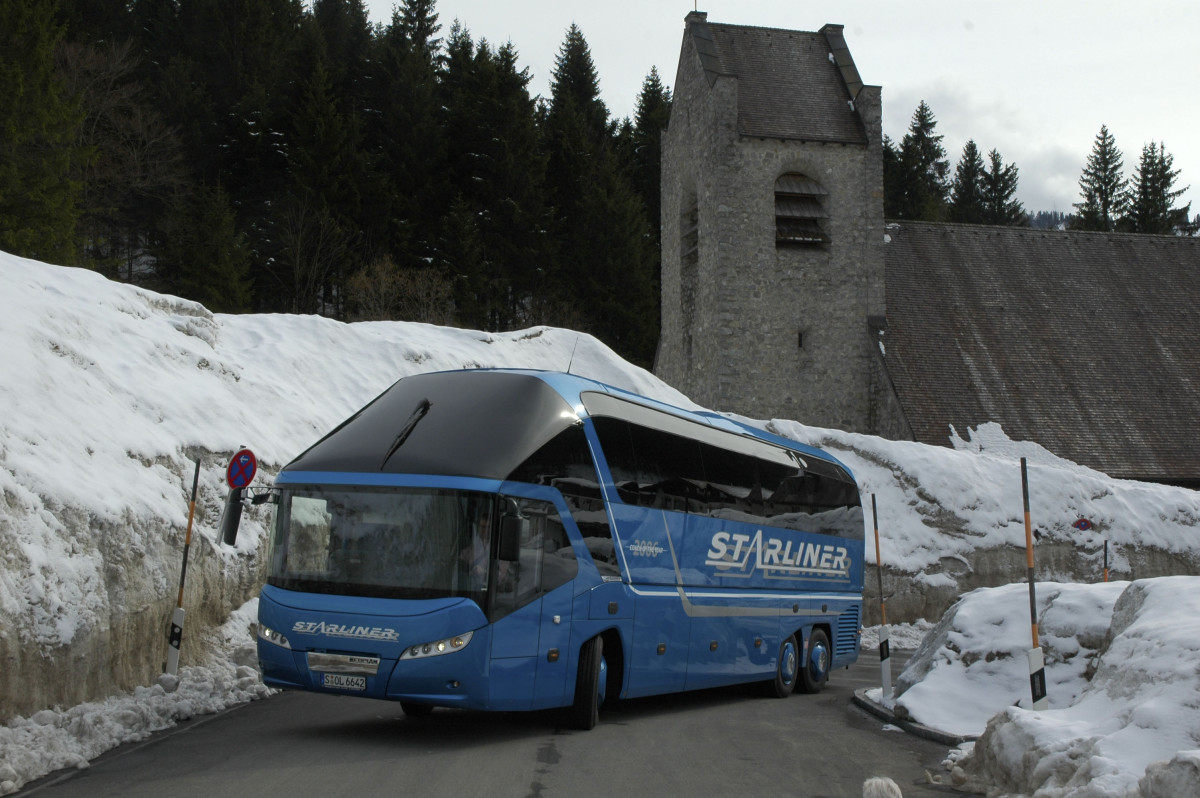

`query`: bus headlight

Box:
[257,624,291,650]
[399,630,474,660]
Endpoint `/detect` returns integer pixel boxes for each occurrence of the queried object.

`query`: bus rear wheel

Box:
[798,629,831,694]
[568,636,604,730]
[769,634,799,698]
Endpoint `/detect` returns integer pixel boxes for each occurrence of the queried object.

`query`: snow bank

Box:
[958,576,1200,797]
[885,577,1200,797]
[0,253,687,721]
[0,600,268,795]
[6,255,1200,797]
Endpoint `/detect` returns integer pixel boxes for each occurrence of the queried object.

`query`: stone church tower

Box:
[656,12,886,432]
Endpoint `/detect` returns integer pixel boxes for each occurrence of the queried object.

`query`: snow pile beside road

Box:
[957,576,1200,797]
[0,601,267,795]
[889,581,1127,735]
[873,577,1200,797]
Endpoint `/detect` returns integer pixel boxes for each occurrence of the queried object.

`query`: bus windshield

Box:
[267,486,493,603]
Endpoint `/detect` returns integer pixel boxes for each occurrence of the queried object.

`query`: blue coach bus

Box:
[222,369,864,729]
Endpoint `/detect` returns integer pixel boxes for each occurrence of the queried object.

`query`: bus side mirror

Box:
[498,514,524,562]
[219,487,245,546]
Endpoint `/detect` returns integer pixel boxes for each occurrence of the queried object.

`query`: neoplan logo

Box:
[705,530,849,579]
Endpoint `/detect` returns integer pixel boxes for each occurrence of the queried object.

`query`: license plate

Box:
[322,673,366,691]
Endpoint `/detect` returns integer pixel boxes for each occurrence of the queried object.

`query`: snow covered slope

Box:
[4,254,1200,796]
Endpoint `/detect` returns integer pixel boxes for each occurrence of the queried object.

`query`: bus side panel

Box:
[684,595,778,692]
[608,504,681,586]
[624,585,690,698]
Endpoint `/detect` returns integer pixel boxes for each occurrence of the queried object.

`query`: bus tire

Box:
[798,629,831,694]
[401,701,434,717]
[568,636,604,730]
[769,634,799,698]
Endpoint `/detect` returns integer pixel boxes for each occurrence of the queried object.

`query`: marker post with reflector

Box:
[872,495,893,701]
[1021,457,1048,710]
[166,458,201,676]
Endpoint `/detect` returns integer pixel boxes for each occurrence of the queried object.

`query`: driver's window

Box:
[490,497,578,620]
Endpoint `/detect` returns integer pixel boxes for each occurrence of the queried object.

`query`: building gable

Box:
[680,13,867,144]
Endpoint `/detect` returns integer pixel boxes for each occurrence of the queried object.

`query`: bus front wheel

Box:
[798,629,831,694]
[568,636,604,730]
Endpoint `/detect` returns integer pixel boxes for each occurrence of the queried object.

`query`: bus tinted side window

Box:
[592,417,707,512]
[592,415,863,540]
[507,425,620,576]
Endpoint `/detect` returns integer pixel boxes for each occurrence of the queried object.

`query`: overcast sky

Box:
[363,1,1200,217]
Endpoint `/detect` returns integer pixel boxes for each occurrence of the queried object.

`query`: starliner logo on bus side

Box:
[292,621,401,642]
[705,530,849,578]
[627,540,666,557]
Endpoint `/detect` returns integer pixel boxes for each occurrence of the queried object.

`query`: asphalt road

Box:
[21,651,970,798]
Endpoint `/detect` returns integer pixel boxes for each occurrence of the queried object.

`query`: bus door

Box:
[620,505,690,698]
[488,489,580,710]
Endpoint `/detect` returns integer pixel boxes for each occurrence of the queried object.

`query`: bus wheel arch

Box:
[599,628,624,709]
[798,626,832,694]
[400,701,434,717]
[567,635,605,730]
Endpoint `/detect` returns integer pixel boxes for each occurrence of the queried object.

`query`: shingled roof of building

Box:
[882,222,1200,485]
[684,13,867,144]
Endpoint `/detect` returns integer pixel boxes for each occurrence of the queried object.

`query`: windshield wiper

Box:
[380,398,431,469]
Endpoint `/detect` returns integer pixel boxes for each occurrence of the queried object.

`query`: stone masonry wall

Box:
[657,25,886,433]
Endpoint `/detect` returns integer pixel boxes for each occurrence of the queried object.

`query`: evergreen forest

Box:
[2,1,1193,370]
[1,0,670,367]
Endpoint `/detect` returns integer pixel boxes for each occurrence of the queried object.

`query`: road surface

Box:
[21,651,971,797]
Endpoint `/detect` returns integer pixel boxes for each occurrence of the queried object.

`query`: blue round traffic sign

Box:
[226,448,257,488]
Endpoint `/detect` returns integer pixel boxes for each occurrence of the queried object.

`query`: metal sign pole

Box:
[872,495,892,701]
[1021,457,1048,710]
[166,458,201,676]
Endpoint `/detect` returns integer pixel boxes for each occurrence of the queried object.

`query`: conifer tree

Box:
[1122,141,1190,234]
[541,24,611,309]
[578,145,658,365]
[1072,124,1127,231]
[0,0,89,263]
[56,38,186,280]
[370,0,445,267]
[948,140,986,224]
[271,21,366,315]
[982,149,1026,226]
[439,30,548,330]
[893,101,949,221]
[631,67,671,238]
[541,24,657,364]
[155,183,251,312]
[882,135,904,218]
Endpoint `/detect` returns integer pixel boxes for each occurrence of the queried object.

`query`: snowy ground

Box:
[3,253,1200,796]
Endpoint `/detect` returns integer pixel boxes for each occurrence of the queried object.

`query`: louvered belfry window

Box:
[775,173,829,245]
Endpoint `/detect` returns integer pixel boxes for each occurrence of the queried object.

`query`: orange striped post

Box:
[1021,458,1048,710]
[871,495,892,700]
[166,458,201,675]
